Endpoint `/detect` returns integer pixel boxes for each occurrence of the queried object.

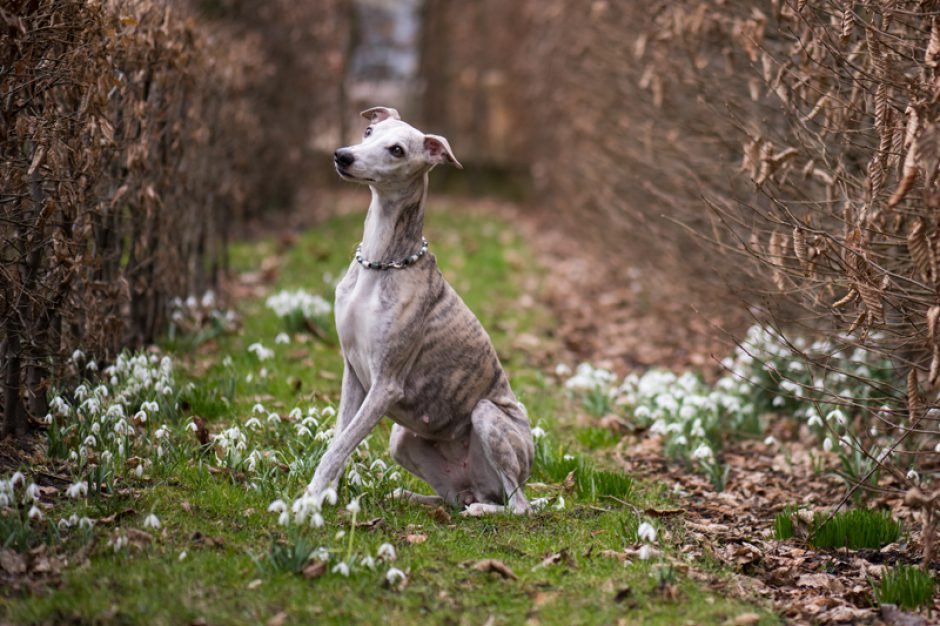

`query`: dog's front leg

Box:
[336,358,366,434]
[308,381,402,500]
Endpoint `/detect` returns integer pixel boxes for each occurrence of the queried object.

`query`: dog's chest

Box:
[334,268,414,385]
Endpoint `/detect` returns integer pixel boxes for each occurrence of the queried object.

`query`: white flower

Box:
[112,534,128,553]
[346,498,361,515]
[691,444,713,460]
[377,543,397,561]
[10,472,25,487]
[386,567,406,585]
[637,522,657,543]
[826,409,847,426]
[143,513,161,529]
[907,469,920,482]
[531,426,546,439]
[553,496,566,510]
[331,562,350,577]
[66,481,88,499]
[267,500,288,514]
[28,505,43,521]
[529,497,550,511]
[637,544,652,561]
[321,406,336,418]
[310,513,324,528]
[135,465,144,478]
[245,417,262,431]
[267,412,281,425]
[360,555,376,570]
[186,421,198,432]
[79,517,94,530]
[807,414,823,428]
[823,437,833,452]
[554,363,572,377]
[318,487,338,507]
[25,482,40,501]
[278,511,290,526]
[763,436,777,446]
[247,342,274,361]
[275,332,291,345]
[179,551,187,561]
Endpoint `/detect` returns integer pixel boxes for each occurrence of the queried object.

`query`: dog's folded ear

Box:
[424,134,463,169]
[360,106,401,124]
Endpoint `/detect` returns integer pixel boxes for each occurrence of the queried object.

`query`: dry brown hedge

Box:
[0,0,346,437]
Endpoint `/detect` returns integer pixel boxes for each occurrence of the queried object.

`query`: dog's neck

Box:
[361,173,428,262]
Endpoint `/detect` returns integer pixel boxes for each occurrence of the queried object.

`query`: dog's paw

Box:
[459,503,488,517]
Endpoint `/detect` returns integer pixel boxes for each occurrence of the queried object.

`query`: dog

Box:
[305,106,534,516]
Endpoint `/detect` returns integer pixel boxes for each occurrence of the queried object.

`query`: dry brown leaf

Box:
[302,561,327,580]
[473,559,518,580]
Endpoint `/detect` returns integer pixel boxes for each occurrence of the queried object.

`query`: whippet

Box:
[306,106,534,516]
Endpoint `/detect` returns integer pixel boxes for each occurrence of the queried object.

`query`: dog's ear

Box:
[360,106,401,124]
[424,134,463,169]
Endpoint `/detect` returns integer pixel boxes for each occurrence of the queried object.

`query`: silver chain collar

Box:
[354,238,429,270]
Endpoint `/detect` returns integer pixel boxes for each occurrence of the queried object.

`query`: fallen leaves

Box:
[472,559,518,580]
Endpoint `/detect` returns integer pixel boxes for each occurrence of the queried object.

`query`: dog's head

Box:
[334,107,462,187]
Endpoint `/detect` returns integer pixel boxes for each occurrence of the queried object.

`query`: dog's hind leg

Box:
[389,424,465,507]
[390,489,443,507]
[466,399,534,515]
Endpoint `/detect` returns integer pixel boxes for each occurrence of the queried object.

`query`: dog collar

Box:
[355,238,429,270]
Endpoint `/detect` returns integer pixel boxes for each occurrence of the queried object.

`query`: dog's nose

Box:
[334,149,355,167]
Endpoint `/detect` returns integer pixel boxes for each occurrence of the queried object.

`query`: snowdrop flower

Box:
[907,469,920,482]
[530,497,550,511]
[25,482,40,501]
[28,505,43,521]
[79,517,94,530]
[267,412,281,425]
[673,435,688,447]
[563,454,575,461]
[319,487,338,507]
[186,421,199,432]
[275,332,291,345]
[179,551,187,561]
[71,349,85,363]
[807,413,823,428]
[143,513,161,529]
[310,513,324,528]
[10,472,25,487]
[66,481,88,499]
[278,511,290,526]
[334,530,346,541]
[332,562,350,577]
[637,544,652,561]
[369,459,388,472]
[554,363,572,377]
[839,435,853,449]
[637,522,657,543]
[531,426,547,440]
[826,409,847,426]
[321,406,336,418]
[386,567,406,585]
[553,496,566,510]
[772,396,785,407]
[691,444,713,460]
[823,437,833,452]
[346,498,361,515]
[763,436,777,446]
[245,417,262,431]
[377,543,397,561]
[295,425,312,438]
[360,555,376,570]
[112,534,128,553]
[135,465,144,478]
[935,442,940,453]
[247,342,274,361]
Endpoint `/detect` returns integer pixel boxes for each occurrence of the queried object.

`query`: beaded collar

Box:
[355,238,429,270]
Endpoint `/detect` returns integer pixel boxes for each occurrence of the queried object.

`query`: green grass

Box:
[0,205,778,625]
[775,506,901,550]
[811,509,901,550]
[873,564,935,610]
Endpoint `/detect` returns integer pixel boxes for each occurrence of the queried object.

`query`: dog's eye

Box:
[388,145,405,158]
[364,127,373,138]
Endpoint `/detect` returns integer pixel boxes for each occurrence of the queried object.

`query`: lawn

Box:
[1,206,776,625]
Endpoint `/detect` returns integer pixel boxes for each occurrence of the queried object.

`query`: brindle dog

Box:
[306,106,533,516]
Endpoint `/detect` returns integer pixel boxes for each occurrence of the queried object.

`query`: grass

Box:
[774,506,901,550]
[0,206,777,625]
[811,509,901,550]
[873,564,935,610]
